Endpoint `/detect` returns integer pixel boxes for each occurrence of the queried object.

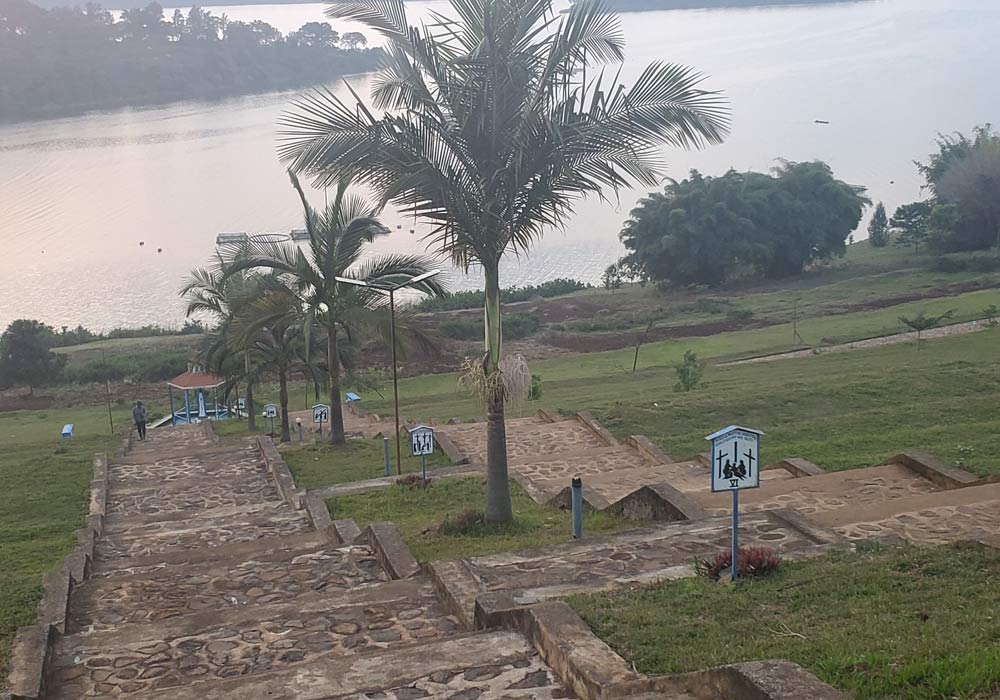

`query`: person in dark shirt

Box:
[132,401,147,441]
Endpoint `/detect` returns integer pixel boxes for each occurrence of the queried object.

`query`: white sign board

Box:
[263,403,278,418]
[410,425,435,456]
[707,426,763,492]
[313,404,330,424]
[237,398,246,410]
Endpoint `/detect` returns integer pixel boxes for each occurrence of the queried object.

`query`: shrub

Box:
[439,508,486,535]
[503,313,541,339]
[414,278,589,312]
[984,305,999,327]
[697,546,782,580]
[396,473,431,489]
[674,350,705,392]
[726,308,754,322]
[529,374,543,401]
[439,318,481,340]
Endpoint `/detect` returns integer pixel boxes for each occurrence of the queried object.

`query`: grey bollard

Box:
[571,477,583,539]
[384,437,391,477]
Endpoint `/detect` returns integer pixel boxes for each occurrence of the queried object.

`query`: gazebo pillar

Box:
[184,390,191,424]
[169,385,176,426]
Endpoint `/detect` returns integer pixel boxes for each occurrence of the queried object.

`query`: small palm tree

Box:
[181,259,265,431]
[229,284,324,442]
[899,309,954,350]
[224,172,446,444]
[278,0,729,522]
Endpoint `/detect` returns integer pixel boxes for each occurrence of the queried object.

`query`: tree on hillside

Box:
[223,171,445,445]
[899,309,954,351]
[891,201,933,253]
[868,202,890,247]
[602,263,624,293]
[0,320,67,394]
[620,162,866,286]
[916,125,1000,252]
[278,0,729,522]
[340,31,367,49]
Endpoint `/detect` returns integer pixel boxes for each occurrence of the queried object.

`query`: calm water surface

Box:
[1,0,997,330]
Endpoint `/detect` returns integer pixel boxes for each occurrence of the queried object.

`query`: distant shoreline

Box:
[569,0,870,11]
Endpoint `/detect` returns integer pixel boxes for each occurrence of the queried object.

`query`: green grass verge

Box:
[570,544,1000,700]
[0,405,129,684]
[283,437,450,489]
[327,476,639,562]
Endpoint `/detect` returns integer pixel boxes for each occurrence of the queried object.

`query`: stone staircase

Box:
[23,423,576,700]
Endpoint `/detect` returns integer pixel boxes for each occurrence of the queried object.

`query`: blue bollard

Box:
[384,437,391,477]
[572,477,583,539]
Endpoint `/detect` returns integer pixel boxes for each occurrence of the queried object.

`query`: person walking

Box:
[132,401,148,441]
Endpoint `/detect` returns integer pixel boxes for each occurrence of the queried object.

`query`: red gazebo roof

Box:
[167,371,225,390]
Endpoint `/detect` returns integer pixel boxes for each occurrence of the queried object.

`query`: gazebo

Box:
[166,363,227,426]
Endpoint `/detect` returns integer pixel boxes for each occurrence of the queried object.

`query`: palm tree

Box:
[228,284,325,442]
[277,0,730,522]
[224,171,446,444]
[181,259,264,431]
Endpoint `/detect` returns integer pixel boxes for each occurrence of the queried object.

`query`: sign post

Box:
[263,403,278,435]
[410,425,435,487]
[312,403,330,439]
[706,425,764,581]
[236,398,246,419]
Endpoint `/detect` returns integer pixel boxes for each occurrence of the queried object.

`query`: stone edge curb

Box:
[889,451,980,489]
[356,522,421,580]
[625,434,674,464]
[425,558,482,631]
[255,436,304,509]
[605,481,712,523]
[769,457,825,477]
[8,452,110,700]
[473,596,849,700]
[535,408,560,423]
[575,411,620,447]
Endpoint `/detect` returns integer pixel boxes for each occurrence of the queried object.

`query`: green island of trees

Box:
[0,0,379,123]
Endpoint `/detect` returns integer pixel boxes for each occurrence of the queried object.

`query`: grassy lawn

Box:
[0,405,129,684]
[283,437,450,489]
[327,476,640,562]
[53,334,203,368]
[570,544,1000,700]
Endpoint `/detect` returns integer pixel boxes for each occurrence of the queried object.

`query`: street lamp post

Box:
[335,270,440,475]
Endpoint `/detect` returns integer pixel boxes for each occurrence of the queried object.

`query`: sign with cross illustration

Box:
[410,425,435,456]
[705,425,764,582]
[707,426,763,493]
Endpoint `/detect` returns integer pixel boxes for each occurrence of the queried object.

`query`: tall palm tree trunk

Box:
[328,329,346,445]
[246,380,257,432]
[278,370,291,442]
[483,263,512,523]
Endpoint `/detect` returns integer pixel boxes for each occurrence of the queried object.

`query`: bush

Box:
[396,473,431,489]
[931,252,1000,273]
[439,508,486,535]
[529,374,543,401]
[439,318,481,340]
[414,278,589,312]
[62,350,188,384]
[726,308,754,322]
[503,313,540,339]
[697,546,782,581]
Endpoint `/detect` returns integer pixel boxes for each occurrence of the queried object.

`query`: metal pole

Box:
[732,489,739,582]
[105,380,114,435]
[383,437,391,477]
[421,454,427,487]
[169,385,176,426]
[571,477,583,539]
[389,288,402,476]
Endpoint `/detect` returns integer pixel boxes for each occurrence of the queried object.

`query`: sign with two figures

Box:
[313,404,330,437]
[410,425,434,486]
[705,425,764,581]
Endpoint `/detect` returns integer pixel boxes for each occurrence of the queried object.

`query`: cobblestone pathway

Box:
[46,424,575,699]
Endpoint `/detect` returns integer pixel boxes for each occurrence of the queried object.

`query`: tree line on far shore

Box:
[0,0,379,122]
[616,125,1000,287]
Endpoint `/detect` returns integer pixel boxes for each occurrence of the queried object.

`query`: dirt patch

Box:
[0,394,53,412]
[842,280,1000,314]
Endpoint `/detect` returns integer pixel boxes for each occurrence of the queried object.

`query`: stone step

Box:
[457,511,829,603]
[439,418,607,463]
[691,463,940,519]
[815,480,1000,544]
[90,530,330,579]
[105,475,279,521]
[109,443,262,484]
[71,543,388,632]
[116,440,251,466]
[95,503,312,561]
[49,630,569,700]
[50,578,465,698]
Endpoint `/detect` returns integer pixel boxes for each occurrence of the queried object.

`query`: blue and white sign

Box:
[410,425,435,456]
[707,425,763,492]
[263,403,278,418]
[313,404,330,424]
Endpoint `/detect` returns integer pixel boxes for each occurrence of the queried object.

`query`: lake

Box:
[0,0,996,330]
